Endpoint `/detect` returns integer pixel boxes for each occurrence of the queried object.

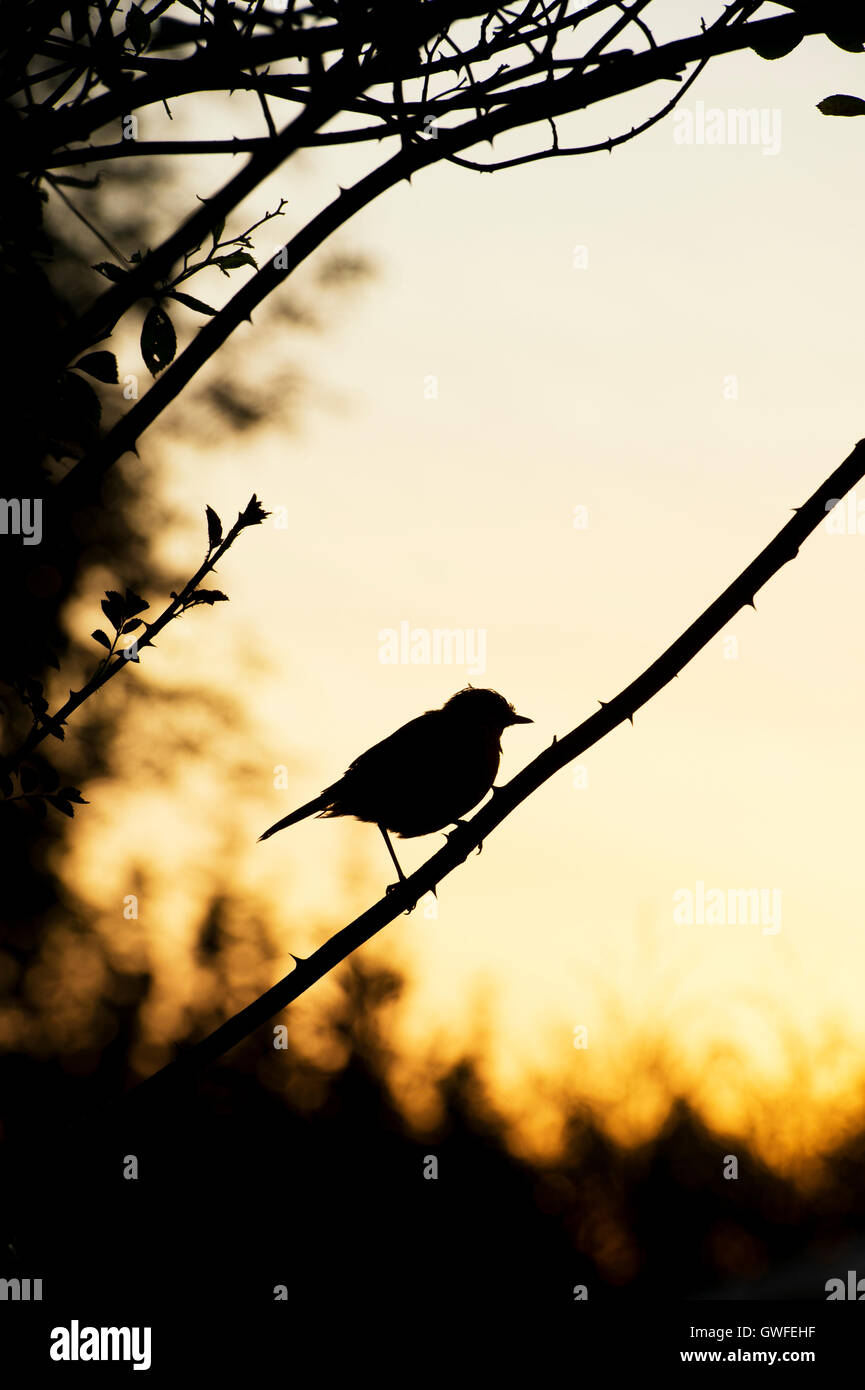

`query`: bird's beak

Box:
[509,712,533,725]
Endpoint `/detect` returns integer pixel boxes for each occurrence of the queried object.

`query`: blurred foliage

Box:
[6,948,865,1310]
[3,1,865,1316]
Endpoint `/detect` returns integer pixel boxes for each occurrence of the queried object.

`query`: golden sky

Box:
[60,11,865,1168]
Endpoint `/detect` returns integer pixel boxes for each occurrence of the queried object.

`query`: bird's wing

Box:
[337,710,440,784]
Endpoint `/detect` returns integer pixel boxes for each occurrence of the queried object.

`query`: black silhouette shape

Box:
[258,687,532,883]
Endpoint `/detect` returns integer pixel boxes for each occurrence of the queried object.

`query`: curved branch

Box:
[56,150,410,506]
[56,6,827,502]
[441,45,708,172]
[115,438,865,1117]
[51,80,351,365]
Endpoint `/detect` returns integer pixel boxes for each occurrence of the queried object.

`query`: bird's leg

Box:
[379,824,406,882]
[379,825,419,914]
[445,820,484,855]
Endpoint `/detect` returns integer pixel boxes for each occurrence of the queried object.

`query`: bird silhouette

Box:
[258,687,532,884]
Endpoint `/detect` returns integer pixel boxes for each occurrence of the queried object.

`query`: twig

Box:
[3,496,269,780]
[44,172,128,265]
[55,7,823,505]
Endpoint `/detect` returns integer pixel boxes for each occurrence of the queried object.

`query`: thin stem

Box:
[45,173,129,264]
[56,6,823,503]
[5,498,267,775]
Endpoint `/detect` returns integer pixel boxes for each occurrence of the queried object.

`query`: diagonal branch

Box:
[441,43,709,171]
[2,495,269,781]
[117,438,865,1119]
[51,81,353,365]
[42,127,395,166]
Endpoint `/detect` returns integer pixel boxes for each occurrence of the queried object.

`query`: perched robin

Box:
[258,686,532,883]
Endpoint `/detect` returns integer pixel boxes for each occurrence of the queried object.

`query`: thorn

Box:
[626,712,634,725]
[745,596,757,609]
[290,953,306,966]
[598,699,609,709]
[551,733,558,744]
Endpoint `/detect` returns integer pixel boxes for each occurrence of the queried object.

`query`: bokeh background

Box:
[4,2,865,1308]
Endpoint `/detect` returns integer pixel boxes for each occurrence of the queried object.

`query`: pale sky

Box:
[60,7,865,1165]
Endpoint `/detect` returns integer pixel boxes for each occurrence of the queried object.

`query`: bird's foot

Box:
[446,820,483,855]
[386,880,417,915]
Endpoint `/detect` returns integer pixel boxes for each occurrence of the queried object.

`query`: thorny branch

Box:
[50,3,857,503]
[0,496,270,814]
[8,2,852,404]
[112,438,865,1117]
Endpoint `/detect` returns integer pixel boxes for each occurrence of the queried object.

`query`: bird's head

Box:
[443,686,532,733]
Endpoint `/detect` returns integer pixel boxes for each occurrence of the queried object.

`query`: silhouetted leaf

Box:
[126,3,152,51]
[817,93,865,116]
[168,289,217,316]
[0,772,13,798]
[46,795,74,817]
[827,28,865,54]
[52,174,101,189]
[21,679,47,715]
[41,764,60,792]
[141,307,176,376]
[93,262,127,283]
[238,494,270,528]
[74,351,119,383]
[59,787,88,804]
[751,31,803,60]
[206,505,223,548]
[51,372,102,455]
[122,618,143,633]
[91,629,112,649]
[19,765,39,793]
[101,591,125,630]
[211,216,225,249]
[124,588,150,616]
[189,589,229,605]
[215,251,257,273]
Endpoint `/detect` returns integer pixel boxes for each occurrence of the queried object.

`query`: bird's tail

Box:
[258,794,327,842]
